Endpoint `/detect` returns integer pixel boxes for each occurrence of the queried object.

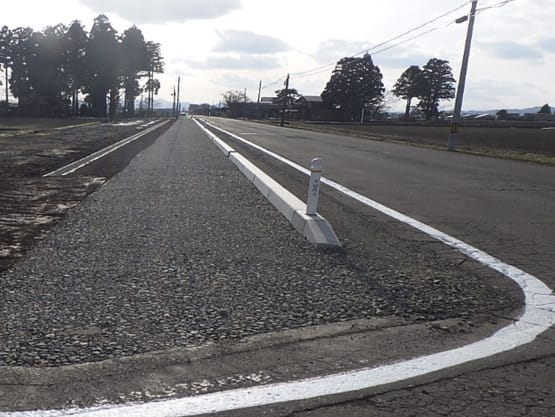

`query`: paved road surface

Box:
[0,118,552,416]
[198,117,555,417]
[203,118,555,287]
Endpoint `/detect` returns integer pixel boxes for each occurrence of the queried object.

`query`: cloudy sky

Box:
[3,0,554,111]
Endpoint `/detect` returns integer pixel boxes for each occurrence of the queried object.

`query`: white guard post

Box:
[306,158,322,215]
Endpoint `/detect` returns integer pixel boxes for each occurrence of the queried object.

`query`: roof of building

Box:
[259,97,277,104]
[297,95,323,103]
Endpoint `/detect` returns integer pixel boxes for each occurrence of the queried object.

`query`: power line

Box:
[261,76,285,90]
[352,1,473,57]
[259,0,517,90]
[371,27,440,56]
[476,0,517,13]
[287,0,472,80]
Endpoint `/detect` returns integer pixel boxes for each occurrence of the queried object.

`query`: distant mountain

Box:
[152,99,190,111]
[153,98,173,109]
[465,106,554,115]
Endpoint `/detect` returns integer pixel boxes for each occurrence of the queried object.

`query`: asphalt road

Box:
[202,117,555,288]
[195,117,555,417]
[2,116,539,417]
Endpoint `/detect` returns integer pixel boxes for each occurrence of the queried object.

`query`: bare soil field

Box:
[287,122,555,164]
[0,117,101,133]
[0,118,172,272]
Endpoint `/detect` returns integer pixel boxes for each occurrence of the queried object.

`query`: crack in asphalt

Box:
[286,353,555,417]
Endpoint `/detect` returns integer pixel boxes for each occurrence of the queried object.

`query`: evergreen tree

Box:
[418,58,455,120]
[26,24,68,116]
[83,15,119,117]
[121,26,148,117]
[144,41,164,115]
[8,26,35,112]
[321,53,385,121]
[62,21,88,116]
[392,65,425,119]
[0,26,12,111]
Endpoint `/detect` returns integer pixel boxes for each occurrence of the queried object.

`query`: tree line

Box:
[322,54,456,121]
[219,54,456,122]
[0,15,164,118]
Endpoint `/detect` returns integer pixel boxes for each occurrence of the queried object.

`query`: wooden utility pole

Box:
[147,69,153,117]
[257,80,262,103]
[176,76,181,117]
[171,85,176,118]
[280,74,289,127]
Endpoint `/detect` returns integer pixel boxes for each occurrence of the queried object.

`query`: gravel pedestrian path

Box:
[0,118,520,367]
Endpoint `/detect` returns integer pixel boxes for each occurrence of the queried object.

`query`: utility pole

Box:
[171,85,176,118]
[280,73,289,127]
[447,0,478,151]
[257,80,262,103]
[176,76,181,117]
[244,88,247,103]
[148,69,153,118]
[4,66,8,114]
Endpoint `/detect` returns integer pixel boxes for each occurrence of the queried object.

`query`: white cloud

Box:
[189,55,281,70]
[213,30,289,54]
[3,0,554,109]
[213,74,254,89]
[480,41,544,61]
[311,39,369,65]
[79,0,242,24]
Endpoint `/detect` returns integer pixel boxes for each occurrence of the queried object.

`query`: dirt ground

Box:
[0,118,171,272]
[0,117,100,131]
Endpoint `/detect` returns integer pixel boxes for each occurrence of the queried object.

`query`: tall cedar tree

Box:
[8,27,34,112]
[62,21,87,116]
[121,26,148,116]
[392,65,425,119]
[27,24,68,116]
[0,26,12,111]
[418,58,455,120]
[3,17,162,118]
[83,15,119,117]
[321,54,385,121]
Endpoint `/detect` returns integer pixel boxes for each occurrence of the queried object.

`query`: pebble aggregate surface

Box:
[0,118,520,367]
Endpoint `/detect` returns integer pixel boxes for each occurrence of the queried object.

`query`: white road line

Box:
[3,120,554,417]
[43,121,169,177]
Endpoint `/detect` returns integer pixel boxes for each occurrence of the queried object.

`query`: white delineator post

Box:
[306,158,322,215]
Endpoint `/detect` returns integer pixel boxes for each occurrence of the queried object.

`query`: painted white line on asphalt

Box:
[3,120,554,417]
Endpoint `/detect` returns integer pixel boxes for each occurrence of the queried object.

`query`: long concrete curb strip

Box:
[193,118,341,249]
[43,120,170,177]
[2,119,554,417]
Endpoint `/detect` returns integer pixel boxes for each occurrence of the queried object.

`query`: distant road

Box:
[204,117,555,289]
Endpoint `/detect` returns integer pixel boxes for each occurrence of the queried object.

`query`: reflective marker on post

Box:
[306,158,322,215]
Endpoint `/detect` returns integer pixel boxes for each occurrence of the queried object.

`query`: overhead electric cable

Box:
[289,0,472,78]
[259,0,517,90]
[351,0,473,57]
[476,0,517,12]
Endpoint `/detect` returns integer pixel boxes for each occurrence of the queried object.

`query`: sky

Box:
[3,0,554,112]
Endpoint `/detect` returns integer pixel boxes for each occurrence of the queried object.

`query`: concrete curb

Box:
[192,118,341,249]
